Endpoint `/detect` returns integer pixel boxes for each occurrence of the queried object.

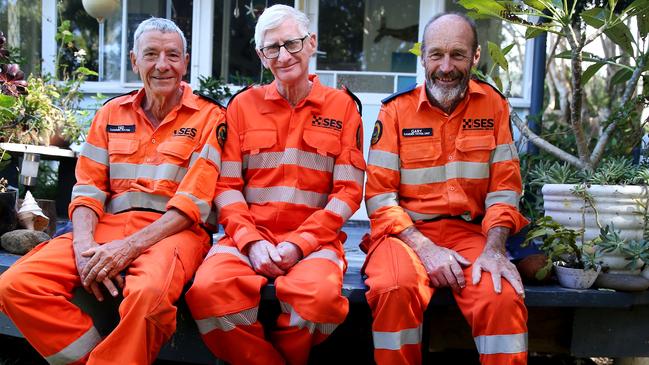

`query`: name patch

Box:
[107,124,135,133]
[402,128,432,137]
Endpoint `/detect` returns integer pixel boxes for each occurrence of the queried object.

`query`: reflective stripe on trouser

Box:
[186,237,349,365]
[364,219,528,365]
[0,211,209,365]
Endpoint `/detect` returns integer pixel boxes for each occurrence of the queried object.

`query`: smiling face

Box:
[420,14,480,111]
[257,18,316,87]
[130,30,189,99]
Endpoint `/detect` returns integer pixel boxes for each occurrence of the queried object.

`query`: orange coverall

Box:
[0,83,224,365]
[184,75,365,365]
[363,79,529,365]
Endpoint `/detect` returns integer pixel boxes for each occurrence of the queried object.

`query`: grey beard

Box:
[425,78,467,111]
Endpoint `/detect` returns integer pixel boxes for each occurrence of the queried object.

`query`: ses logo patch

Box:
[462,118,494,130]
[173,127,198,138]
[312,115,342,130]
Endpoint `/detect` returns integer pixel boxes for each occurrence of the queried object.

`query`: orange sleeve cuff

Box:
[285,232,319,258]
[68,198,104,220]
[167,195,202,224]
[482,204,529,236]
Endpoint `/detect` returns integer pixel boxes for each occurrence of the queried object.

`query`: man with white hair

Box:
[363,12,529,365]
[184,4,364,365]
[0,17,225,364]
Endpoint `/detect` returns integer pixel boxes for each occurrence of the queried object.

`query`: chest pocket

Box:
[303,129,341,157]
[400,137,441,166]
[242,129,277,155]
[108,137,138,161]
[455,135,495,162]
[157,141,196,166]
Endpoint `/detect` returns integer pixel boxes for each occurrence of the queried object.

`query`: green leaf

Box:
[409,42,421,57]
[604,20,635,55]
[581,7,606,28]
[0,94,16,108]
[625,0,649,38]
[457,0,507,18]
[488,41,509,71]
[502,43,515,56]
[492,75,503,92]
[582,62,606,84]
[525,27,546,39]
[611,67,633,85]
[523,0,547,11]
[76,67,99,77]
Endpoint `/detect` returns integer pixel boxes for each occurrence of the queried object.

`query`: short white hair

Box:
[254,5,309,49]
[132,17,187,56]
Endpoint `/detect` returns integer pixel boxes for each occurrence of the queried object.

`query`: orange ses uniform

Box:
[185,75,365,365]
[363,80,528,365]
[0,83,224,365]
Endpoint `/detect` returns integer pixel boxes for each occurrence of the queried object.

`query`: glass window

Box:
[445,1,528,98]
[212,0,293,86]
[315,0,419,93]
[58,0,192,83]
[0,0,42,77]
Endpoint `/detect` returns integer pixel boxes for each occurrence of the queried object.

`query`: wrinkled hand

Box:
[73,238,124,301]
[416,245,471,293]
[274,241,303,271]
[81,238,139,290]
[248,240,285,278]
[472,249,524,297]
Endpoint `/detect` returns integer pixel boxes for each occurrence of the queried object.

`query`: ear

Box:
[130,50,138,74]
[472,45,481,68]
[256,49,269,69]
[183,53,190,76]
[307,33,317,56]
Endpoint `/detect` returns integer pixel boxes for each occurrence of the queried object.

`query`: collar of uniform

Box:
[415,79,486,113]
[120,81,198,110]
[261,74,325,112]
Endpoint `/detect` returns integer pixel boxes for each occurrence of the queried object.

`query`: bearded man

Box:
[362,12,529,365]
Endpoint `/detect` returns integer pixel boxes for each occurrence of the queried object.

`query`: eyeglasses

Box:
[259,34,310,59]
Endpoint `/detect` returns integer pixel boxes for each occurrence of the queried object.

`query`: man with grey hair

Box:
[363,12,528,364]
[0,17,225,364]
[184,4,364,365]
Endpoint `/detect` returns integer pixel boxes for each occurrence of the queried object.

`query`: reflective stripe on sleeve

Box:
[491,143,518,163]
[110,163,187,183]
[71,185,107,206]
[403,208,443,222]
[373,325,422,350]
[280,302,339,335]
[176,192,211,222]
[400,161,489,185]
[324,197,353,221]
[214,190,247,210]
[333,164,364,185]
[366,192,399,216]
[368,150,400,171]
[245,186,328,208]
[106,192,169,214]
[299,232,318,247]
[199,144,222,169]
[188,151,200,168]
[220,161,243,178]
[79,143,109,166]
[244,148,334,172]
[485,190,521,208]
[195,307,258,334]
[302,248,344,271]
[474,333,528,354]
[204,244,252,266]
[44,326,101,365]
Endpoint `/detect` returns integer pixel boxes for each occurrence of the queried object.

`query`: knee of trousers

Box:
[0,264,39,310]
[186,274,265,319]
[124,282,178,334]
[277,279,349,325]
[469,286,527,333]
[365,271,429,318]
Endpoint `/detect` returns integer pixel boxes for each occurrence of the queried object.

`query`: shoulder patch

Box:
[381,83,418,105]
[216,122,227,147]
[371,120,383,145]
[342,85,362,116]
[227,84,253,107]
[102,90,137,106]
[193,90,226,110]
[471,76,507,100]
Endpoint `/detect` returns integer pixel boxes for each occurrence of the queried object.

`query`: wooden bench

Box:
[2,226,649,364]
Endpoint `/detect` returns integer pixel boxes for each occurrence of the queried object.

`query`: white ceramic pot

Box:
[596,247,643,275]
[542,184,647,243]
[554,264,600,289]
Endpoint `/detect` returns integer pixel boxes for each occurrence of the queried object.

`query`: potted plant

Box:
[524,216,601,289]
[457,1,649,238]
